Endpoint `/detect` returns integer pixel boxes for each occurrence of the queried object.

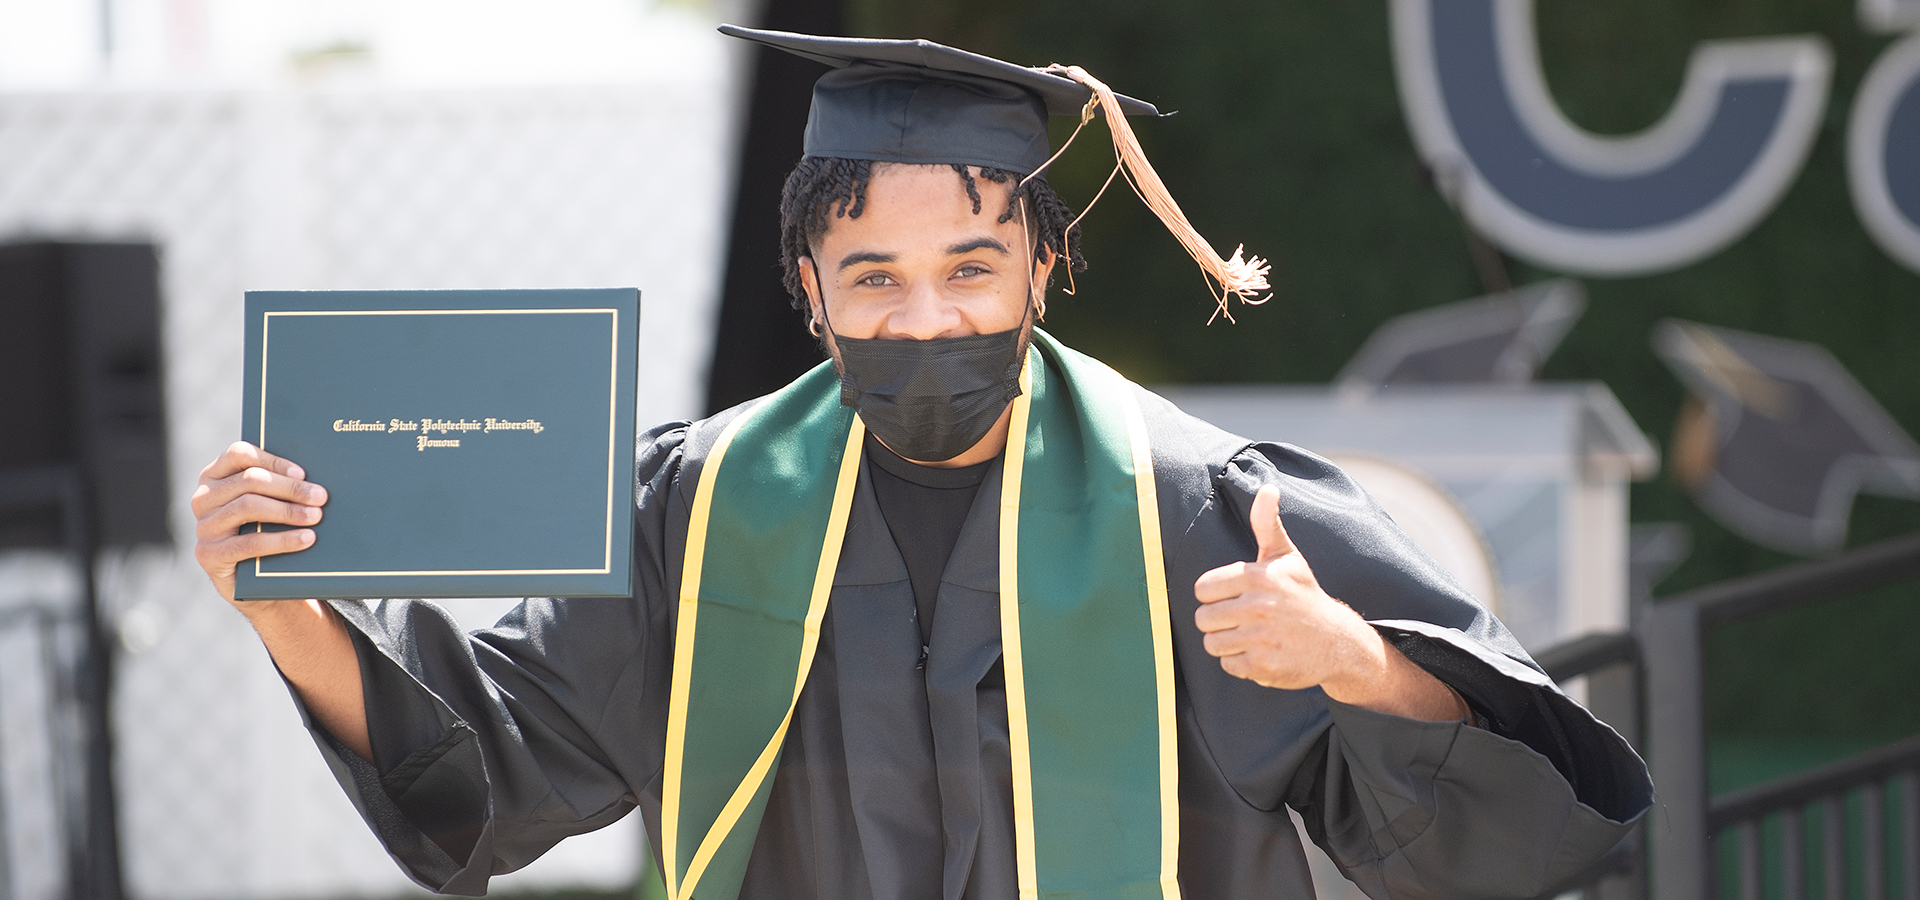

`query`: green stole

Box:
[662,330,1180,900]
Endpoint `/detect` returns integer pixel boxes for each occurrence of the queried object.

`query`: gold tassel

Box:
[1048,64,1272,323]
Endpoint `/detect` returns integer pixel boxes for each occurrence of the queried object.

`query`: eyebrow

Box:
[835,237,1011,272]
[948,237,1011,256]
[836,250,896,272]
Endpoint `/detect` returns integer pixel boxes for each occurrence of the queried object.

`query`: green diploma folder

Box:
[235,288,640,600]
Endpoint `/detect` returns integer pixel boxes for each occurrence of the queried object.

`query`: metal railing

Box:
[1533,531,1920,900]
[0,603,78,900]
[1708,735,1920,900]
[0,466,124,900]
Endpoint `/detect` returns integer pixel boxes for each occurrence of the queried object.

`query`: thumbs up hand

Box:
[1194,484,1471,722]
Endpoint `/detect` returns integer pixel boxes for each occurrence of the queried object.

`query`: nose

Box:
[883,281,963,340]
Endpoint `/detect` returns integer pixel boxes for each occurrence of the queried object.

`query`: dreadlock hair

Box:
[776,156,1088,312]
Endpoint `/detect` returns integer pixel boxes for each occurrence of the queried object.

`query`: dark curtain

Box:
[703,0,843,415]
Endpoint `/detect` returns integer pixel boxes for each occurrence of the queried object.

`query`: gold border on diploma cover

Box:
[253,308,622,579]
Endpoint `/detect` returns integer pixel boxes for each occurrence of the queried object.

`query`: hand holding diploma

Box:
[192,441,328,605]
[191,440,371,759]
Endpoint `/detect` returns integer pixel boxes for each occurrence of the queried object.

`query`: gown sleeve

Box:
[1172,441,1652,900]
[288,420,694,896]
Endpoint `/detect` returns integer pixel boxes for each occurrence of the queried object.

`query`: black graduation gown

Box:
[297,382,1652,900]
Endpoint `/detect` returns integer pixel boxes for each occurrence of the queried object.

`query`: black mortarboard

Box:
[719,25,1159,175]
[1337,279,1585,390]
[719,25,1271,320]
[1653,320,1920,554]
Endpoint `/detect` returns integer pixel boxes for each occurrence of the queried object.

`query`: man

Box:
[191,27,1650,900]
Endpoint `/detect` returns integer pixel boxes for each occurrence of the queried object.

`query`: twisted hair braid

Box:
[777,157,1088,312]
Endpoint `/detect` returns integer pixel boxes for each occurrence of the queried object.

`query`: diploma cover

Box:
[235,288,639,600]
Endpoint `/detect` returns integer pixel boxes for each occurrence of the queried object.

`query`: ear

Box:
[1035,246,1057,282]
[1031,248,1056,314]
[798,255,824,319]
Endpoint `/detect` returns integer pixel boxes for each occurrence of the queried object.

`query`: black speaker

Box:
[0,241,171,549]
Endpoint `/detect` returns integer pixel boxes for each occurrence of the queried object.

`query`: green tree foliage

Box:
[848,0,1920,741]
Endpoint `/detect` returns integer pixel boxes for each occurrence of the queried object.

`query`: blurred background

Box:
[0,0,1915,898]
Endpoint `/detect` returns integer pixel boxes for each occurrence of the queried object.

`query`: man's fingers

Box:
[192,463,326,518]
[1250,484,1296,563]
[191,468,324,519]
[193,526,314,606]
[1193,561,1259,604]
[197,493,322,543]
[1193,594,1244,632]
[202,441,305,482]
[1218,653,1255,682]
[1201,628,1247,658]
[196,527,316,573]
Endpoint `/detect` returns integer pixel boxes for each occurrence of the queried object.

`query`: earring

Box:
[808,315,823,337]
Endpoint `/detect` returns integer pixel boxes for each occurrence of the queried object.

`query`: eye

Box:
[855,272,897,287]
[954,264,989,279]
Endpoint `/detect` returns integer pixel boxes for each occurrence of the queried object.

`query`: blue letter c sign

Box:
[1393,0,1832,276]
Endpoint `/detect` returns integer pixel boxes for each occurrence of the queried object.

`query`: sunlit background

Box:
[1,0,1917,898]
[0,0,733,88]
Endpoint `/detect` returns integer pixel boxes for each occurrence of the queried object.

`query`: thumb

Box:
[1250,483,1296,562]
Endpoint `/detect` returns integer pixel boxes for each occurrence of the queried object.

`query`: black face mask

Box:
[830,324,1027,462]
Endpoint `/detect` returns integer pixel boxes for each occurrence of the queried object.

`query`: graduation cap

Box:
[1336,279,1585,390]
[720,25,1270,321]
[1653,320,1920,554]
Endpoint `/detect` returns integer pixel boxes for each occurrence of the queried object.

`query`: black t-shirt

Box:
[863,433,993,646]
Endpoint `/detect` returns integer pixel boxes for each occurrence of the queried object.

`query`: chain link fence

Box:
[0,69,738,900]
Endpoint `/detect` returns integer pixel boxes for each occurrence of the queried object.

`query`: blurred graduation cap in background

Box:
[1654,320,1920,555]
[1336,279,1585,390]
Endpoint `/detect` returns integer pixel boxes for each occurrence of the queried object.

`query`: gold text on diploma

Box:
[331,416,546,447]
[422,418,484,435]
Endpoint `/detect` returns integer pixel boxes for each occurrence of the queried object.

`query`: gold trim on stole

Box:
[663,413,867,899]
